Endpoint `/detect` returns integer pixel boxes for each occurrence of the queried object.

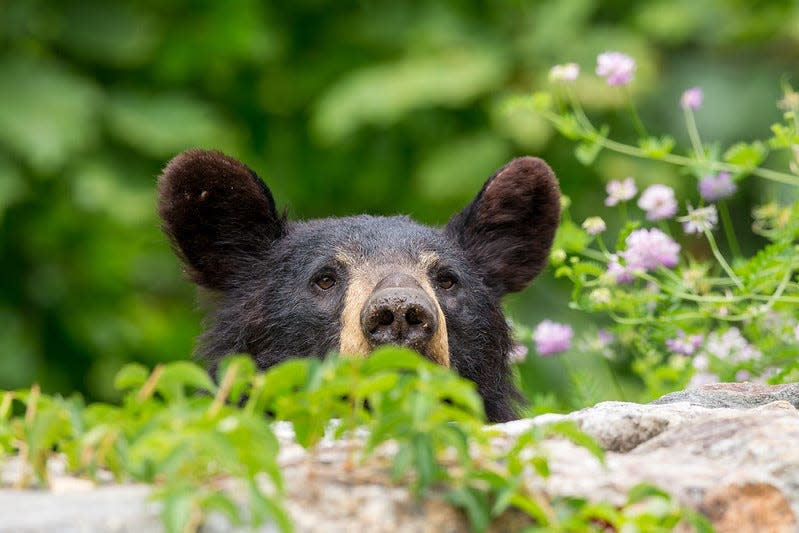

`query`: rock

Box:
[1,382,798,532]
[651,382,799,409]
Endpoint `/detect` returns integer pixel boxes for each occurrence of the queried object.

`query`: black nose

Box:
[361,275,438,352]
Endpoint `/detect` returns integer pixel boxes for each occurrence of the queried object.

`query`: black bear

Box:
[158,150,560,422]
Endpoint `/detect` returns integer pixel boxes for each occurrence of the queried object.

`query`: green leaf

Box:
[105,90,242,157]
[313,47,509,143]
[412,432,436,490]
[158,486,197,533]
[156,361,217,402]
[361,346,437,374]
[639,135,675,159]
[114,363,150,392]
[553,220,589,253]
[627,482,671,504]
[447,487,490,533]
[574,139,603,165]
[0,58,99,173]
[723,141,767,168]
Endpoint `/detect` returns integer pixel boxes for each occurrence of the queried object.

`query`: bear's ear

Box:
[158,149,285,291]
[445,156,561,296]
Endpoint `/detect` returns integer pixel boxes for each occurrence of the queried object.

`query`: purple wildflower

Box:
[549,63,580,83]
[606,254,635,284]
[679,204,718,234]
[735,370,751,382]
[666,330,704,356]
[703,328,762,363]
[698,172,737,202]
[596,52,636,86]
[680,87,704,110]
[533,320,573,356]
[605,177,637,206]
[795,323,799,342]
[623,228,681,270]
[637,184,678,220]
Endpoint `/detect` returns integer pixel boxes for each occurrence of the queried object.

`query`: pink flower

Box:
[698,172,736,202]
[623,228,681,270]
[666,330,704,356]
[606,254,635,283]
[533,320,574,356]
[605,177,637,206]
[735,370,751,382]
[637,184,678,220]
[606,229,680,283]
[596,52,636,86]
[549,63,580,83]
[680,87,704,110]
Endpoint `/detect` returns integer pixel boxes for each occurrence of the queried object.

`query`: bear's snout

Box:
[360,273,438,353]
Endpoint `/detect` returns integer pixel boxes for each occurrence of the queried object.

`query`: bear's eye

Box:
[315,275,336,290]
[436,273,456,290]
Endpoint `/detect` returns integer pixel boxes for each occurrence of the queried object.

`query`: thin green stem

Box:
[538,107,799,185]
[717,200,743,259]
[624,86,649,139]
[704,230,743,290]
[683,108,705,160]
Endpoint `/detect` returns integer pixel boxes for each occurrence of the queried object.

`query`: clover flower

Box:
[606,254,635,284]
[679,204,718,234]
[637,184,678,220]
[703,327,762,363]
[623,228,681,270]
[605,177,637,206]
[596,52,635,86]
[549,63,580,83]
[680,87,704,110]
[533,320,574,356]
[605,229,680,284]
[698,172,736,202]
[666,330,704,356]
[582,216,607,235]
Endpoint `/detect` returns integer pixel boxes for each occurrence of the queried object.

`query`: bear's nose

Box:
[361,275,438,352]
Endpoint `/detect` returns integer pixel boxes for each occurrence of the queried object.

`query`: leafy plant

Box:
[2,350,710,532]
[508,53,799,400]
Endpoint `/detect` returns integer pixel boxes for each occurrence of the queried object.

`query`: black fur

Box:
[158,150,561,423]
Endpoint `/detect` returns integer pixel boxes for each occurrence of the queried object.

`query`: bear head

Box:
[158,149,560,422]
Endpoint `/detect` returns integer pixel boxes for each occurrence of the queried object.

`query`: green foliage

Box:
[1,351,704,532]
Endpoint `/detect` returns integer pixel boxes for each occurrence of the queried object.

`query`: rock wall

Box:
[2,382,798,532]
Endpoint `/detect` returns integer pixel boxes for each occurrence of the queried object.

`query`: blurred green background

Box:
[1,0,798,407]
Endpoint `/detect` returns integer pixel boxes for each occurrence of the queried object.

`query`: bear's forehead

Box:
[280,215,455,264]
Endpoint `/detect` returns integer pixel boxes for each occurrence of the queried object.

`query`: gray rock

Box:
[651,381,799,409]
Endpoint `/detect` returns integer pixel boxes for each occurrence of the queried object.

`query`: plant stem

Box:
[717,200,743,258]
[624,86,649,139]
[541,108,799,186]
[683,108,705,160]
[704,230,743,289]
